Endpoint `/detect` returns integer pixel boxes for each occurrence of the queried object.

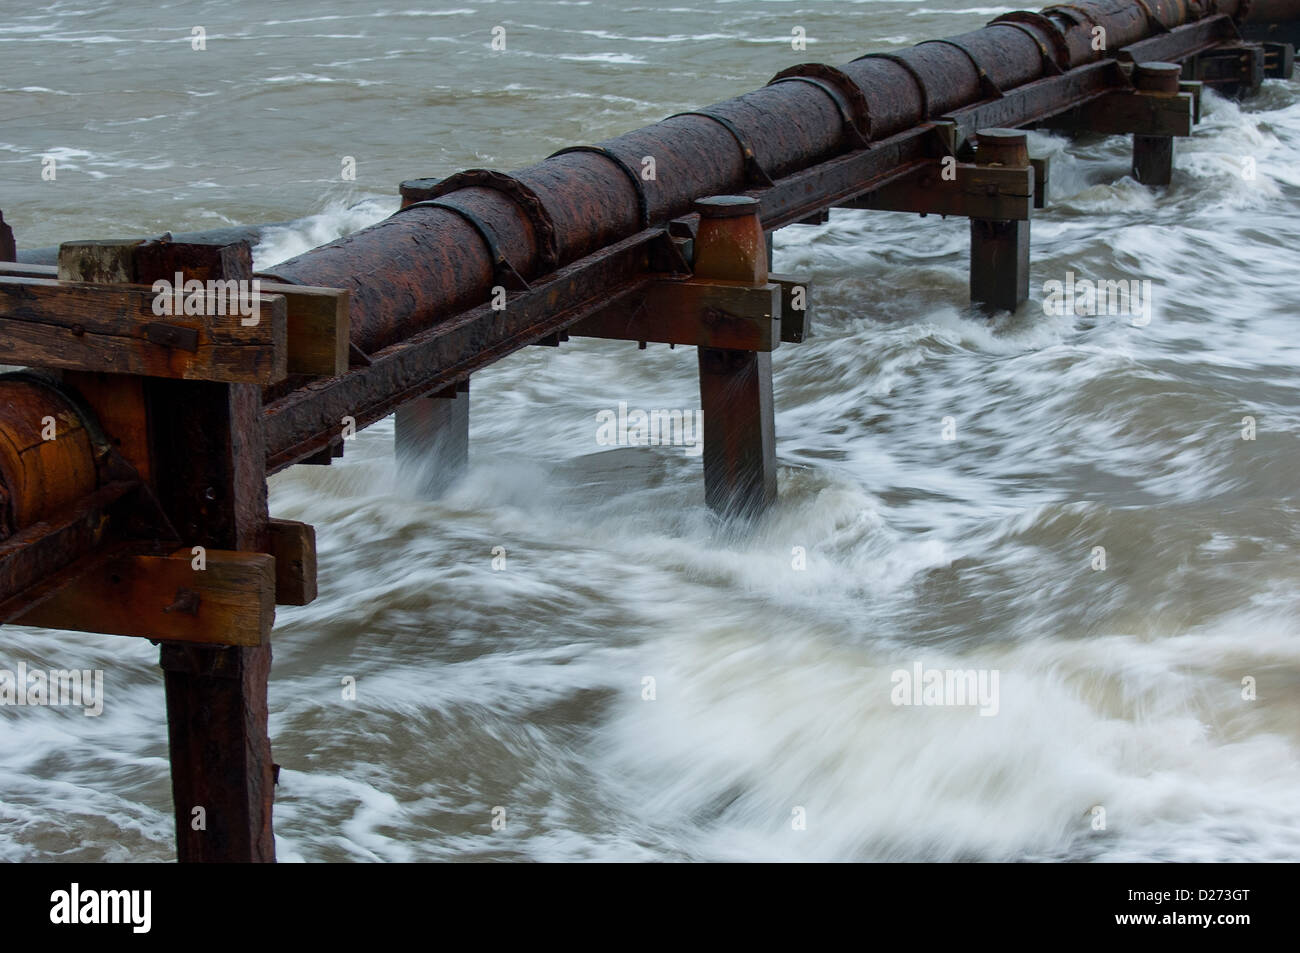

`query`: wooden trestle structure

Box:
[0,0,1296,861]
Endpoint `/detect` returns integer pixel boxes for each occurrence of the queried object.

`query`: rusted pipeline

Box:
[265,0,1283,359]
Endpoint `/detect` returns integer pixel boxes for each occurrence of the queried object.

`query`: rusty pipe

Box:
[0,376,101,540]
[265,0,1289,360]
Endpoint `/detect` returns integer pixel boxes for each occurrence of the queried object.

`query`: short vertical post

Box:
[694,196,777,518]
[1131,62,1183,186]
[394,379,470,498]
[970,129,1031,314]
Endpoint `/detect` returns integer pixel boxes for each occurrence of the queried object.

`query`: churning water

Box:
[2,0,1299,861]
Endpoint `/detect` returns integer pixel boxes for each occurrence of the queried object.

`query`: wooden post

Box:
[56,240,279,863]
[146,244,276,863]
[394,380,469,498]
[970,129,1031,314]
[55,239,277,860]
[694,196,777,518]
[0,210,14,263]
[1131,63,1183,186]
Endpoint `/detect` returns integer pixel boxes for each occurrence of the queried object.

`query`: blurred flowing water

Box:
[1,0,1299,861]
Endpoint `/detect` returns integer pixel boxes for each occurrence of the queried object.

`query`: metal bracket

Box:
[399,198,531,291]
[918,39,1006,99]
[768,76,871,148]
[549,145,652,228]
[669,110,776,187]
[853,52,932,119]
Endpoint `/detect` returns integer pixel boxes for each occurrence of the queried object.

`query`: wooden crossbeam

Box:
[769,274,811,343]
[0,481,139,614]
[1039,90,1195,138]
[568,277,782,351]
[0,276,288,383]
[839,160,1035,222]
[1189,44,1266,89]
[12,545,275,646]
[255,280,350,377]
[268,517,317,606]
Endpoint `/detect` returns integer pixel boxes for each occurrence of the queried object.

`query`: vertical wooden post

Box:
[57,238,277,860]
[0,210,14,263]
[1131,62,1183,186]
[134,242,276,863]
[970,129,1031,314]
[394,380,470,498]
[694,196,777,518]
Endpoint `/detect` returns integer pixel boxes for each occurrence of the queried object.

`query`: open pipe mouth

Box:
[0,373,102,540]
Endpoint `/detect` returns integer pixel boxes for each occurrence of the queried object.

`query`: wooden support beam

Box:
[0,481,138,612]
[161,639,275,862]
[268,517,317,606]
[1128,63,1185,187]
[1263,41,1295,79]
[121,241,278,864]
[254,280,350,377]
[795,209,830,226]
[841,160,1034,221]
[568,278,782,351]
[1039,90,1194,137]
[0,213,16,264]
[394,381,469,499]
[13,546,274,646]
[698,347,776,517]
[1189,43,1266,93]
[1180,80,1204,123]
[970,130,1031,314]
[693,196,777,519]
[769,274,811,343]
[1133,135,1175,185]
[0,276,288,383]
[1030,157,1050,210]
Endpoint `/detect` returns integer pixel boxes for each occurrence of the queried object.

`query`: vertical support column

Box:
[56,238,277,861]
[970,128,1031,314]
[0,210,14,263]
[694,196,777,518]
[139,243,276,863]
[1131,62,1183,186]
[394,379,470,498]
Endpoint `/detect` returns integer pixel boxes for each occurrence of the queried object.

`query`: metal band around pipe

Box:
[917,38,1007,97]
[397,199,530,290]
[549,145,652,228]
[768,76,872,147]
[667,111,776,187]
[852,52,933,119]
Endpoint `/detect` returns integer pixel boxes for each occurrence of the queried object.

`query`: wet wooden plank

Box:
[0,276,287,383]
[13,547,275,646]
[268,517,317,606]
